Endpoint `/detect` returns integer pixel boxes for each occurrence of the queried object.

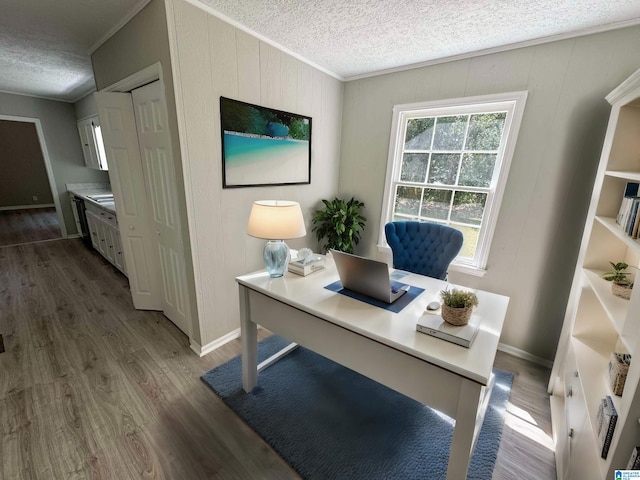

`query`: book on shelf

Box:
[416,314,480,348]
[625,181,640,198]
[618,197,633,226]
[617,181,640,226]
[627,199,640,235]
[596,398,606,438]
[627,446,640,470]
[597,395,618,459]
[288,256,325,276]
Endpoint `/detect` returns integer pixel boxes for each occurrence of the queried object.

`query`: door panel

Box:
[131,82,190,335]
[95,92,163,311]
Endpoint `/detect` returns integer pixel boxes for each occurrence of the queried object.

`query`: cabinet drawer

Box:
[85,201,117,226]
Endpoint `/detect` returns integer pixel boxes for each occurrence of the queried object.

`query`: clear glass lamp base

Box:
[263,240,291,277]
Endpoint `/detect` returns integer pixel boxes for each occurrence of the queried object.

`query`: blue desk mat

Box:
[324,280,425,313]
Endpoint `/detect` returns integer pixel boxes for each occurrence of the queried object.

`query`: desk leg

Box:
[446,380,483,480]
[239,285,258,392]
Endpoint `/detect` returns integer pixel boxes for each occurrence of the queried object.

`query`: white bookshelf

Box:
[550,67,640,479]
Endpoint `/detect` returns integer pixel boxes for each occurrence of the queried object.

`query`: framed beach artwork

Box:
[220,97,312,188]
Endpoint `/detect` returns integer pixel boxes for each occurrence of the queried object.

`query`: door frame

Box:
[0,114,67,237]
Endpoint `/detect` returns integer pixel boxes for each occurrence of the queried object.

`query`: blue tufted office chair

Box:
[384,221,463,280]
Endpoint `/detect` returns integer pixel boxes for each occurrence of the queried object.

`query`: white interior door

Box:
[95,92,163,310]
[130,81,191,336]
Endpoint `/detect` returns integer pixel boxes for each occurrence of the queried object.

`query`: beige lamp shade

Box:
[247,200,307,240]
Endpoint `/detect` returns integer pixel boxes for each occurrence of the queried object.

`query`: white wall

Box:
[167,0,343,348]
[0,92,110,234]
[74,92,97,120]
[339,26,640,361]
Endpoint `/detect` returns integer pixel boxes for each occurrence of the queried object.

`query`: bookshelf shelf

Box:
[582,269,630,346]
[550,68,640,479]
[594,216,640,255]
[605,171,640,181]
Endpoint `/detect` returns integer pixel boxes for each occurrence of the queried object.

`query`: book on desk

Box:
[288,256,326,276]
[416,314,480,348]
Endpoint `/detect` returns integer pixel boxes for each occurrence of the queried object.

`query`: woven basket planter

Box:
[608,352,631,396]
[441,304,473,326]
[612,282,633,300]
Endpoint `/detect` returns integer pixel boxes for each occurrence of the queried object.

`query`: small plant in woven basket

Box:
[600,261,634,300]
[440,289,479,326]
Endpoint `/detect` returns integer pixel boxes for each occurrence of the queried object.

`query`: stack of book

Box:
[616,181,640,238]
[415,315,480,348]
[288,255,325,276]
[627,446,640,470]
[596,395,618,459]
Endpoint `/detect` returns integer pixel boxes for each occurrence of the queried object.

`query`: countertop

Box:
[67,183,116,215]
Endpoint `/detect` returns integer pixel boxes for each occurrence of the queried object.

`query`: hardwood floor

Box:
[0,238,556,479]
[0,207,62,247]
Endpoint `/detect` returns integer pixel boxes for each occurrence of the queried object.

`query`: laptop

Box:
[330,249,410,304]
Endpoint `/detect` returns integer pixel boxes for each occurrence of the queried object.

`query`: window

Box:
[92,123,108,170]
[379,92,527,274]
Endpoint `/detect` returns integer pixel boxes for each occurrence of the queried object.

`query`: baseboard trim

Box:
[498,342,553,369]
[0,203,55,211]
[190,328,241,357]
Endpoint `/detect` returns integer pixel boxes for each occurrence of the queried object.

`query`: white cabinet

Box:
[550,67,640,479]
[77,115,108,171]
[85,203,126,276]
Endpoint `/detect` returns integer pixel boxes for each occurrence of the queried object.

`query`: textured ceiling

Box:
[0,0,145,102]
[2,0,640,103]
[201,0,640,79]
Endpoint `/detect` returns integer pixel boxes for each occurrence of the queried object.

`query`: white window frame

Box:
[378,91,528,276]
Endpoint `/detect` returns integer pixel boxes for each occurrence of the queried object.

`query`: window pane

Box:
[433,115,467,150]
[420,188,452,220]
[459,153,496,187]
[404,118,434,150]
[452,225,480,259]
[428,153,459,185]
[394,186,422,216]
[400,153,429,182]
[465,113,506,150]
[451,191,486,225]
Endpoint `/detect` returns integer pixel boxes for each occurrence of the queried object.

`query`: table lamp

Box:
[247,200,307,277]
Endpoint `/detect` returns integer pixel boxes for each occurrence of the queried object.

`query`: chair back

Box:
[384,221,463,280]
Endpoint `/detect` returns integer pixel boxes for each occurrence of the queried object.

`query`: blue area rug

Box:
[202,335,513,480]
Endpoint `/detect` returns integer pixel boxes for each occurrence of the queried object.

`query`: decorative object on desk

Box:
[311,197,366,253]
[220,97,311,188]
[440,288,479,326]
[600,261,634,300]
[288,254,325,276]
[296,247,314,264]
[247,200,306,278]
[201,334,513,480]
[608,352,631,396]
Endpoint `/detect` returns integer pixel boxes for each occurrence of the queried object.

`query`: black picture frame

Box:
[220,97,312,188]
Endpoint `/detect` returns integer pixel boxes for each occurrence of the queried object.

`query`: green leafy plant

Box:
[601,261,634,286]
[440,289,479,309]
[311,197,366,253]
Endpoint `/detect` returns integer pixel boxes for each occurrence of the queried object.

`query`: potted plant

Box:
[440,289,479,326]
[601,261,634,300]
[311,197,366,254]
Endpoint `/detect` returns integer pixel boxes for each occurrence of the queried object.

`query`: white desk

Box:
[236,257,508,480]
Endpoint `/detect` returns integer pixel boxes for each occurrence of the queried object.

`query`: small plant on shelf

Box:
[440,289,479,326]
[601,261,634,300]
[311,197,366,254]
